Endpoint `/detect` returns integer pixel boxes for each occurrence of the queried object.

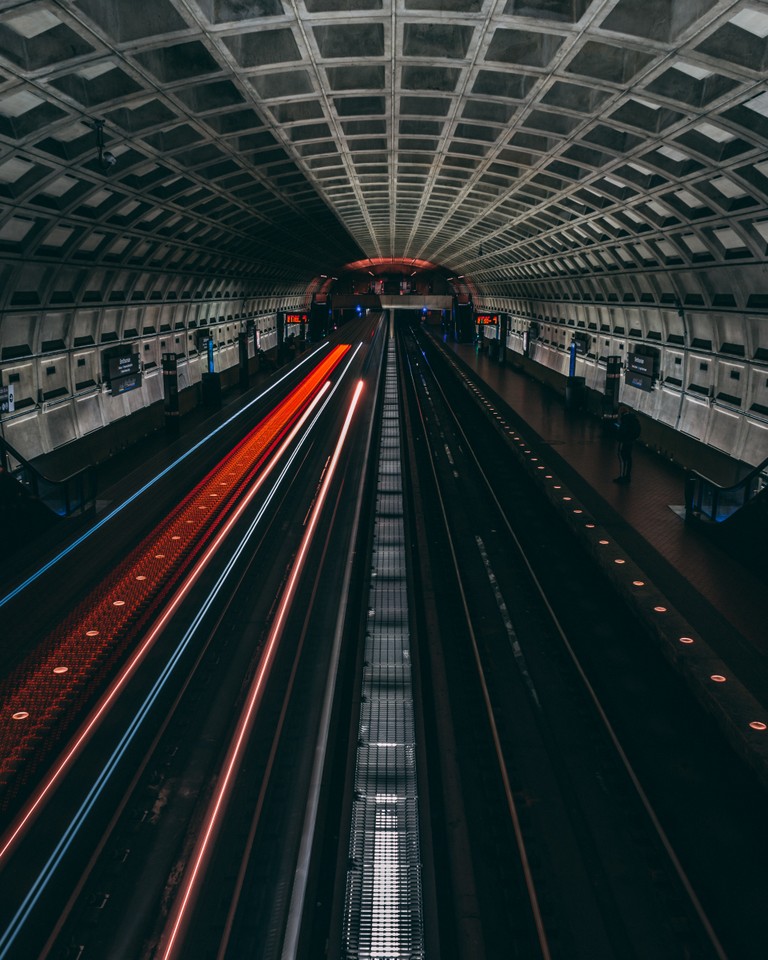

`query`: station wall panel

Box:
[38,353,70,403]
[715,313,747,358]
[482,295,768,469]
[661,308,685,345]
[100,308,123,343]
[686,352,715,398]
[0,313,37,360]
[4,411,44,460]
[143,369,163,405]
[578,355,600,391]
[123,382,147,415]
[748,315,768,362]
[713,357,746,409]
[39,312,71,353]
[624,373,663,421]
[741,417,768,466]
[40,399,77,452]
[706,404,744,459]
[660,346,685,390]
[745,365,768,420]
[687,311,716,351]
[679,394,711,442]
[102,390,128,424]
[3,359,35,410]
[74,393,104,437]
[72,310,100,349]
[656,385,684,429]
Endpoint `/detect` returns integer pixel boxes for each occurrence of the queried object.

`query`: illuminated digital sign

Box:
[108,353,140,381]
[475,314,499,325]
[286,313,307,323]
[627,352,656,377]
[103,349,142,396]
[625,370,654,392]
[626,351,658,392]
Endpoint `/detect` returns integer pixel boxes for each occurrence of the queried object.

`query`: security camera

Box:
[101,151,117,167]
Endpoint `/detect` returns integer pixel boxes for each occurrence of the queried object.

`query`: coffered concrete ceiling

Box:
[0,0,767,308]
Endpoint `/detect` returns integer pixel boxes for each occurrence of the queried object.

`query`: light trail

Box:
[0,347,349,809]
[0,382,332,866]
[0,347,364,960]
[158,378,365,960]
[0,343,330,611]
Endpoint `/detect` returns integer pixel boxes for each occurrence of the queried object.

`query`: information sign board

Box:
[108,353,140,381]
[627,352,655,377]
[625,370,654,392]
[0,385,14,414]
[111,372,142,395]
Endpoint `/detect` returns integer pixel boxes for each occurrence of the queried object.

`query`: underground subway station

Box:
[0,2,768,958]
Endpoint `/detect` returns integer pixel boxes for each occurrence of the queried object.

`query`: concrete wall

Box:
[0,296,294,464]
[477,295,768,472]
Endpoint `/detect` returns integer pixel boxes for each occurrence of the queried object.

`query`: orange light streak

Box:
[0,379,338,863]
[0,346,349,818]
[159,378,365,960]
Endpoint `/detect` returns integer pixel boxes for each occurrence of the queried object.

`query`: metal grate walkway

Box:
[341,339,424,959]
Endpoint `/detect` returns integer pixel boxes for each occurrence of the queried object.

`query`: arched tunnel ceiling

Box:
[0,0,767,305]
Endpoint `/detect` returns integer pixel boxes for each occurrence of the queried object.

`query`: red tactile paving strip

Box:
[0,345,349,810]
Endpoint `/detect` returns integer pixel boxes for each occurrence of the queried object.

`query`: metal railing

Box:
[685,454,768,523]
[0,435,97,519]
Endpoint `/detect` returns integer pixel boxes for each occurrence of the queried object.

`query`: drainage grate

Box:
[342,340,424,959]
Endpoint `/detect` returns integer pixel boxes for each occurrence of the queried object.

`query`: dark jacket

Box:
[617,412,641,443]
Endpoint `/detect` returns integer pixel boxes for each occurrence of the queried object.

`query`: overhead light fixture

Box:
[92,118,117,172]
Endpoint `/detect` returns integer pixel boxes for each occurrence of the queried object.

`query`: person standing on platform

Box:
[613,405,641,484]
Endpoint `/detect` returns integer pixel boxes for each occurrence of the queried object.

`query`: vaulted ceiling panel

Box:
[0,0,761,317]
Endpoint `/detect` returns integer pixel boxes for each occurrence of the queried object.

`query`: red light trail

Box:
[0,346,350,815]
[158,378,365,960]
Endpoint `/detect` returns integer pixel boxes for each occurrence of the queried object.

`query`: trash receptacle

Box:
[201,372,222,409]
[565,375,585,410]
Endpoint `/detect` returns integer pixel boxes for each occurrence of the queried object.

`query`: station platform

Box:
[0,358,285,588]
[433,333,768,789]
[4,328,767,789]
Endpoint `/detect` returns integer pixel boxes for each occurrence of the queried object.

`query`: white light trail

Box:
[0,373,349,958]
[0,344,330,610]
[0,347,363,959]
[159,378,365,960]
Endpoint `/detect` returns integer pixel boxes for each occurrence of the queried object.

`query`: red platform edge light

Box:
[0,345,350,811]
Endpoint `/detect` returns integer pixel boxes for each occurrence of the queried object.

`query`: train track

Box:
[4,317,768,959]
[396,320,768,960]
[0,323,381,960]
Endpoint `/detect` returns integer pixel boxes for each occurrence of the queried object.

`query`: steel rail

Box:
[401,332,553,960]
[280,318,387,960]
[413,327,728,960]
[157,376,365,960]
